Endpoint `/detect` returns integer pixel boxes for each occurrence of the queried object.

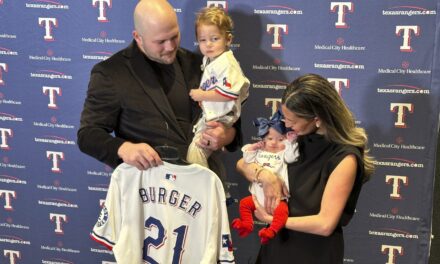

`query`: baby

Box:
[232,110,298,244]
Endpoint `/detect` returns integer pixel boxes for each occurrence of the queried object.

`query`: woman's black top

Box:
[256,133,364,264]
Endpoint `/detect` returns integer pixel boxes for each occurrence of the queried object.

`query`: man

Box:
[77,0,240,172]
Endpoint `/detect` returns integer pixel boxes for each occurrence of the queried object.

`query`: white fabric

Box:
[90,162,235,264]
[187,119,211,167]
[199,50,249,123]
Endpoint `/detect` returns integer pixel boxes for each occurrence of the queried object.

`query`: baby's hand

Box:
[189,89,203,102]
[286,131,298,142]
[249,141,264,151]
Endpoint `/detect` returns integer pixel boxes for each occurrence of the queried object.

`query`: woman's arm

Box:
[284,154,357,236]
[236,159,288,213]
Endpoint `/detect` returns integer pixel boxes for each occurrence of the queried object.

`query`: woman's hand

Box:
[252,195,273,224]
[258,169,284,214]
[236,159,288,214]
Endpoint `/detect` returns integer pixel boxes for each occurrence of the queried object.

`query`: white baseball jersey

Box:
[91,162,235,264]
[199,50,249,123]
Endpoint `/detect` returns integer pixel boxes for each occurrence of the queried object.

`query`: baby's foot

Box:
[231,218,253,237]
[258,227,276,244]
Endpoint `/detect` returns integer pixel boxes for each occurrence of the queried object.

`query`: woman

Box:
[237,73,375,263]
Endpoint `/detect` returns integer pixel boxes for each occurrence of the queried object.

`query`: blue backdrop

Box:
[0,1,439,263]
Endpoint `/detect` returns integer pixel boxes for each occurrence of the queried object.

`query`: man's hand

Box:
[197,121,235,150]
[117,142,163,170]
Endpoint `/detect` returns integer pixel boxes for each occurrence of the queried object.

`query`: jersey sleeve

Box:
[215,177,235,263]
[200,174,235,263]
[90,171,122,250]
[214,57,249,100]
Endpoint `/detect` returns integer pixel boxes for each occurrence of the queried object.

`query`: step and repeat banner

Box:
[1,1,439,263]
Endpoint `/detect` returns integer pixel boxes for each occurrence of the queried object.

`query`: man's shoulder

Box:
[91,43,134,72]
[177,47,202,61]
[102,44,131,64]
[177,47,197,56]
[176,47,203,74]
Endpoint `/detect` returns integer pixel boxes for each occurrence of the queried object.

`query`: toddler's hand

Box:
[189,89,203,102]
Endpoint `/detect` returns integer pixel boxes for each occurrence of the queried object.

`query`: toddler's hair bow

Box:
[253,109,287,137]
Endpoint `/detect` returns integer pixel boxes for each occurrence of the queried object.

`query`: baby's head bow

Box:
[253,109,287,137]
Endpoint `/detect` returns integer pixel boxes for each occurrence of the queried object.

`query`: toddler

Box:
[187,6,250,167]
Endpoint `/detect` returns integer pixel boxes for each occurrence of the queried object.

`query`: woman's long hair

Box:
[282,73,375,180]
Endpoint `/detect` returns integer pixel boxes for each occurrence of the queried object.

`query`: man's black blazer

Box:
[77,41,204,168]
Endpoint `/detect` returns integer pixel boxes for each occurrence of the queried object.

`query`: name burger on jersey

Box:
[139,184,202,218]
